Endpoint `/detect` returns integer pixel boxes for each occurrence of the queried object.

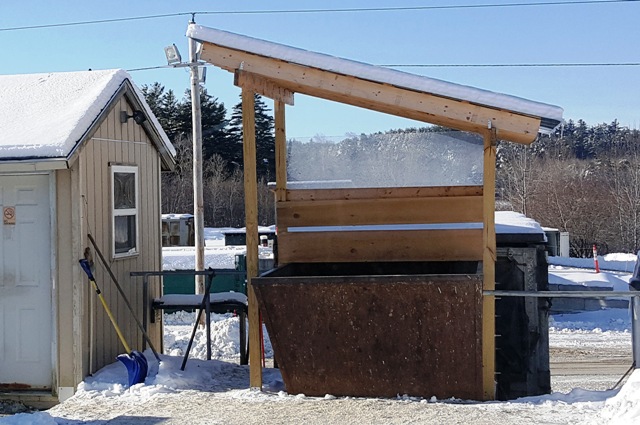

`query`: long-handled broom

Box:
[79,259,148,386]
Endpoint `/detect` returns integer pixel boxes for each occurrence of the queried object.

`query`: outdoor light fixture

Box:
[197,66,207,84]
[164,42,206,84]
[164,44,182,65]
[120,110,147,125]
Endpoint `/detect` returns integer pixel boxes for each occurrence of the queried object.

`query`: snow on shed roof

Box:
[187,25,564,134]
[0,69,175,162]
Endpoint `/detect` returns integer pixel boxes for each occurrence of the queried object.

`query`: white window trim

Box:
[111,165,139,259]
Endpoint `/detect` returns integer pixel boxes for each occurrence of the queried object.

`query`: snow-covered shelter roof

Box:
[187,24,563,144]
[0,69,176,170]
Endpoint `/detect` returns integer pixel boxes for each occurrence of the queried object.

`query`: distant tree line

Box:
[497,120,640,256]
[142,84,639,255]
[286,128,484,187]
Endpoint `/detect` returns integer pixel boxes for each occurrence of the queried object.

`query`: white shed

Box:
[0,69,175,407]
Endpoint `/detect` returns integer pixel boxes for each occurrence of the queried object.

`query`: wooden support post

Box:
[274,100,287,202]
[482,128,497,400]
[242,89,262,389]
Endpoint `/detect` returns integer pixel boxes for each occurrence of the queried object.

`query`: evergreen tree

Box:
[141,83,180,139]
[179,88,231,164]
[228,93,276,180]
[140,82,165,119]
[161,89,182,141]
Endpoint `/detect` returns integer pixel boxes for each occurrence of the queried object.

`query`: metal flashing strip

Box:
[0,159,69,172]
[485,290,639,298]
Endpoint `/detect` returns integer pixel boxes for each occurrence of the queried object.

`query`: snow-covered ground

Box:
[5,308,639,425]
[3,229,640,424]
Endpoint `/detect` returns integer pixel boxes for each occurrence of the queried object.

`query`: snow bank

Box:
[550,309,631,333]
[163,312,271,360]
[549,255,637,274]
[549,266,632,292]
[67,313,275,401]
[0,412,57,424]
[601,369,640,424]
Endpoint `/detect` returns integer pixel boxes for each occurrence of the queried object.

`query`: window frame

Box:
[110,164,139,259]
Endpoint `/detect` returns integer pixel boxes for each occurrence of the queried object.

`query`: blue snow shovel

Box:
[79,259,148,386]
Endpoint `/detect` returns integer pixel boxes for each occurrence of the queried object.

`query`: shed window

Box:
[111,165,139,258]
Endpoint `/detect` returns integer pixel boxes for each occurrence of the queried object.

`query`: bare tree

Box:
[257,177,275,226]
[203,154,230,226]
[603,131,640,253]
[162,136,193,214]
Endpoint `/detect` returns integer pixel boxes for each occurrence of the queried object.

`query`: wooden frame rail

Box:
[276,185,484,264]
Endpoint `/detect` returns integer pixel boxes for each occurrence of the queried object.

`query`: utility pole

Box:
[188,18,205,296]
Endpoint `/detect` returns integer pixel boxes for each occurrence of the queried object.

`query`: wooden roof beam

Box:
[234,70,294,106]
[200,43,541,144]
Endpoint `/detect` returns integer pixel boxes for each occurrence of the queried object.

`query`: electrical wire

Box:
[126,62,640,73]
[378,62,640,68]
[194,0,639,15]
[1,0,638,32]
[0,12,191,32]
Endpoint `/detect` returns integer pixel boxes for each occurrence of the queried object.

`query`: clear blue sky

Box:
[2,0,639,140]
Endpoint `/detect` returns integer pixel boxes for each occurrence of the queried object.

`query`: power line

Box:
[126,62,640,74]
[0,12,191,32]
[379,62,640,68]
[195,0,638,15]
[1,0,638,32]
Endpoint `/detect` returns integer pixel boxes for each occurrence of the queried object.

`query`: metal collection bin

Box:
[253,261,484,400]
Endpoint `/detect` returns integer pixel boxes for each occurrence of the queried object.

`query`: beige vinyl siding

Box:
[78,97,163,373]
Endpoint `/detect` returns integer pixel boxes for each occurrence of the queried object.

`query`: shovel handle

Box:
[80,259,132,353]
[94,283,133,354]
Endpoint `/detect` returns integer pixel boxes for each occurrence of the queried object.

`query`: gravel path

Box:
[44,385,605,425]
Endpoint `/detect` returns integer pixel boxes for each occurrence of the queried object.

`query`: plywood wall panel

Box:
[278,196,483,229]
[278,229,483,263]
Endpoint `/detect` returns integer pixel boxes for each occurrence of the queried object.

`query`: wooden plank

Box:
[285,186,483,201]
[56,169,74,387]
[71,156,87,383]
[482,129,497,401]
[242,89,262,389]
[200,44,542,144]
[277,229,483,263]
[277,196,482,229]
[235,70,294,106]
[274,100,287,202]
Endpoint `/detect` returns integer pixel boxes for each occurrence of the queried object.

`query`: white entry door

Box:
[0,174,52,390]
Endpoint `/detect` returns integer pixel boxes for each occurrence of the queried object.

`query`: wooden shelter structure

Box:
[0,70,174,407]
[187,24,563,400]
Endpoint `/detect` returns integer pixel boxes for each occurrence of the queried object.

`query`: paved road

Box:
[552,359,632,376]
[549,342,633,392]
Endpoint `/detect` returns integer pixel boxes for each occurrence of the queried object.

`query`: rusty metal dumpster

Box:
[253,261,483,400]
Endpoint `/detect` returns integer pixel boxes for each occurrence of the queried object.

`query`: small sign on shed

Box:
[3,206,16,225]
